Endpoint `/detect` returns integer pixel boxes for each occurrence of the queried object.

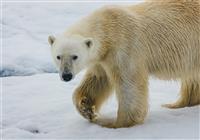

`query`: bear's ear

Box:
[84,38,93,48]
[48,35,56,46]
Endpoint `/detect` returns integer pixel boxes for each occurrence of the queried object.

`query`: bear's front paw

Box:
[77,97,98,122]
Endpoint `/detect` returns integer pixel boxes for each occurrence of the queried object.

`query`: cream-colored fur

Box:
[49,0,200,128]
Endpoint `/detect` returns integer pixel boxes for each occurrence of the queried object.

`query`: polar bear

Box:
[48,0,200,128]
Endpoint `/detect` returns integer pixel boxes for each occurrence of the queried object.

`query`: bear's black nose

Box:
[62,72,73,82]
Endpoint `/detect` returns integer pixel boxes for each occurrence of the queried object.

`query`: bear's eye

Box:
[57,56,61,60]
[72,55,78,60]
[86,40,92,48]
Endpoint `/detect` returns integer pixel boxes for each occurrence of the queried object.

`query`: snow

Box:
[1,1,199,139]
[2,74,199,139]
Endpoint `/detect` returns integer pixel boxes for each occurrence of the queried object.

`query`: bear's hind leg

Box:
[188,81,200,106]
[163,78,200,109]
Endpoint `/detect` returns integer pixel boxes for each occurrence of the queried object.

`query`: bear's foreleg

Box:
[73,64,113,122]
[97,71,149,128]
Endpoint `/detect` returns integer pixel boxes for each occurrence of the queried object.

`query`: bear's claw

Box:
[78,97,97,121]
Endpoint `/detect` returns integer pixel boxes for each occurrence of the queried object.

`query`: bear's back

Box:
[133,0,200,79]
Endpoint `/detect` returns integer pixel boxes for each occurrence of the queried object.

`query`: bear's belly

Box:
[147,58,200,80]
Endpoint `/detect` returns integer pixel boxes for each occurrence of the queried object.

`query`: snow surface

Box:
[1,1,200,139]
[2,73,200,139]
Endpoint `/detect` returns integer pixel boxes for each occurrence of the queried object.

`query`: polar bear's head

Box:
[48,34,99,82]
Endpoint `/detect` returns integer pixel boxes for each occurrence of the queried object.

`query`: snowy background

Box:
[1,1,199,139]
